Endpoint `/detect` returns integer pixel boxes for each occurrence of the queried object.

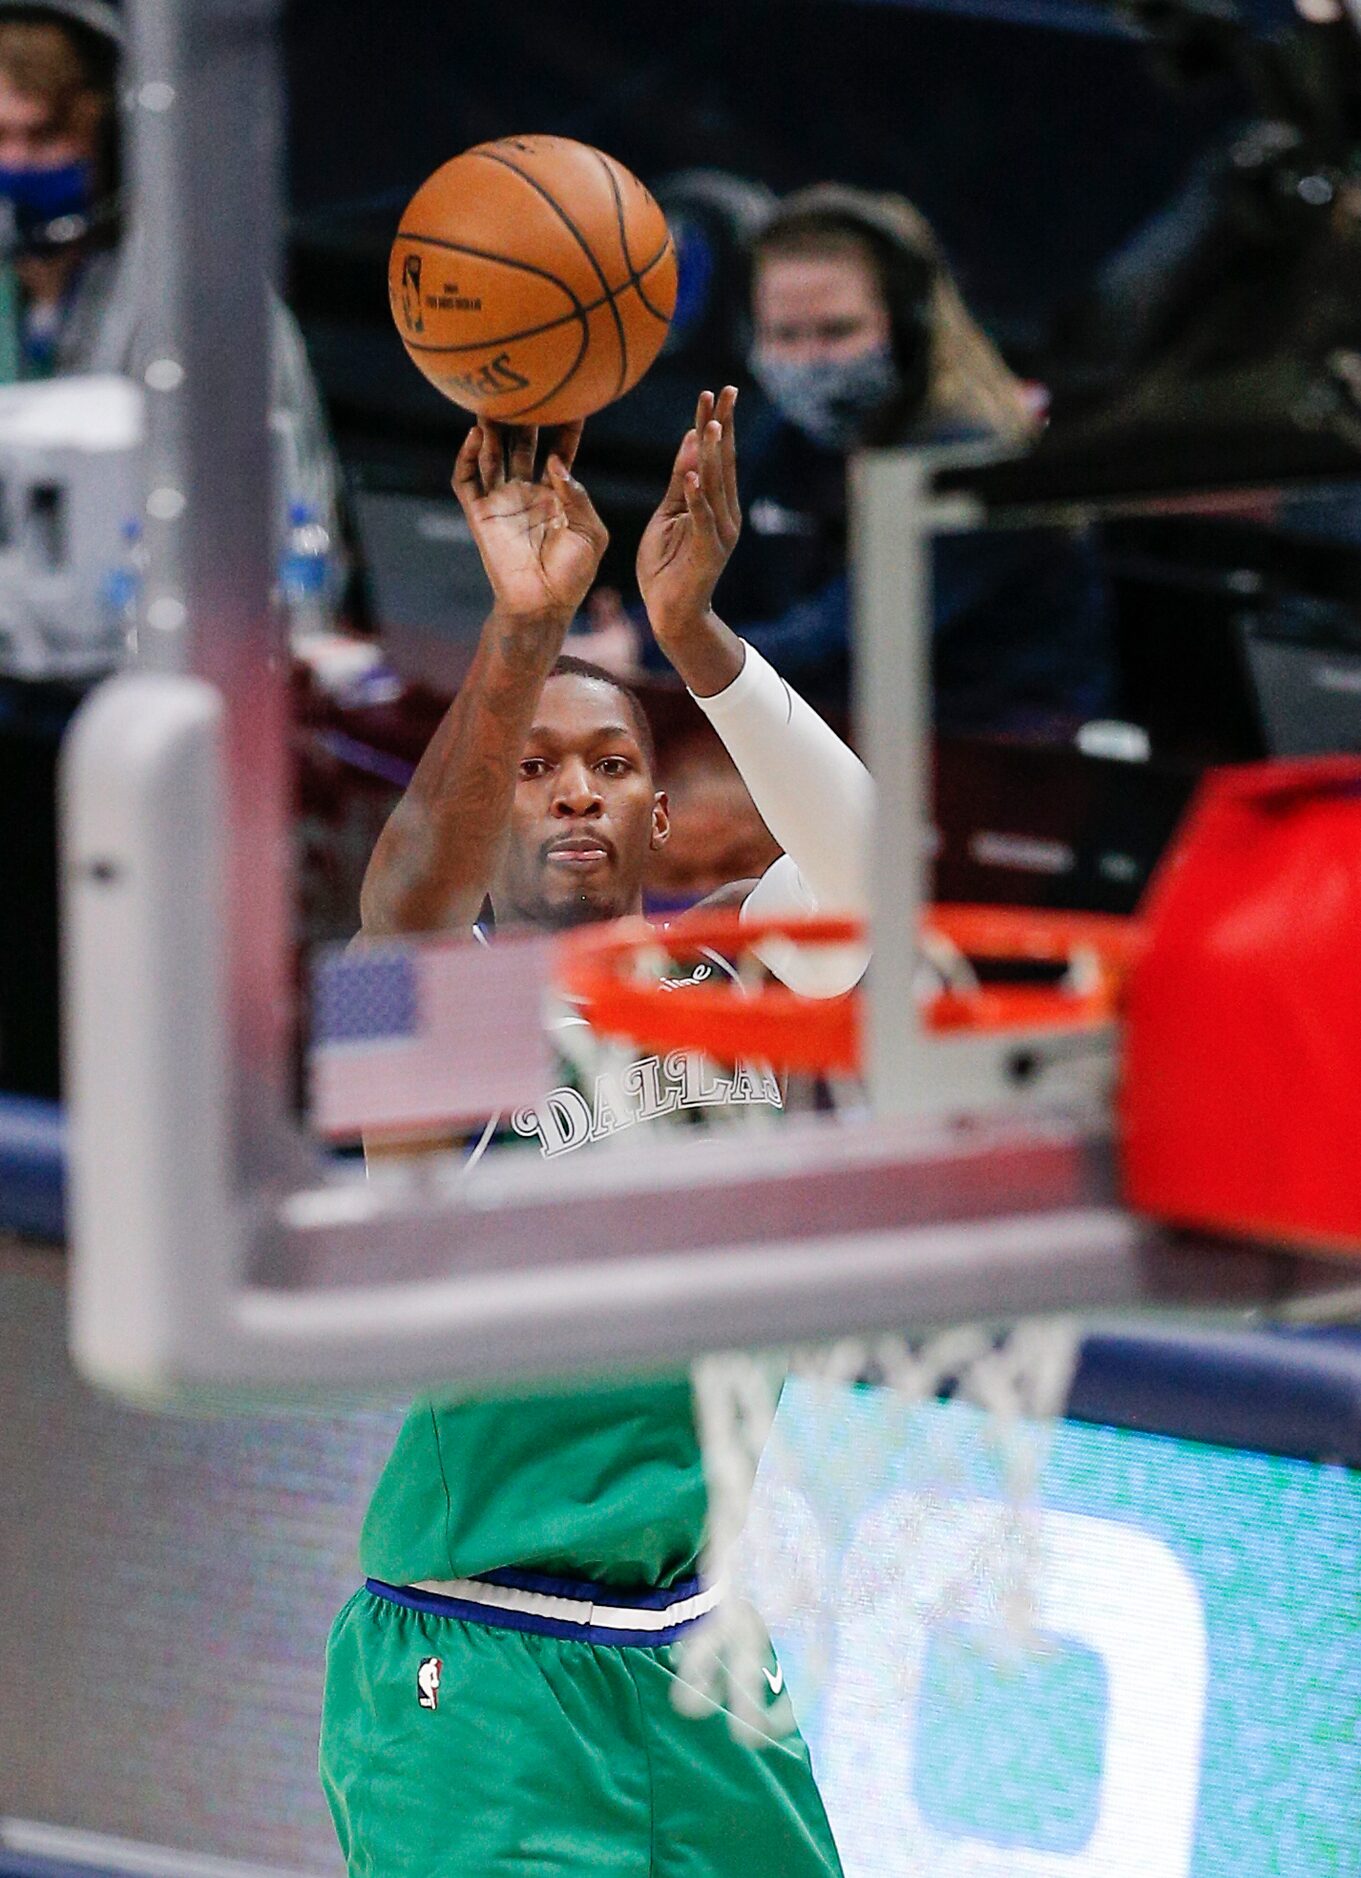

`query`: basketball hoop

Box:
[554,903,1144,1074]
[552,905,1143,1739]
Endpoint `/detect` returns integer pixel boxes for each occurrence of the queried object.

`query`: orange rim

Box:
[554,905,1144,1075]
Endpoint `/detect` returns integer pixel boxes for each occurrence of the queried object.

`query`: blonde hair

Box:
[755,188,1037,446]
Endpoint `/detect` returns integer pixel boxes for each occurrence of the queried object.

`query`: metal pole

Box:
[851,447,932,1116]
[126,0,292,1184]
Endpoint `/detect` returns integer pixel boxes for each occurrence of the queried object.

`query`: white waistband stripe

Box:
[409,1576,723,1632]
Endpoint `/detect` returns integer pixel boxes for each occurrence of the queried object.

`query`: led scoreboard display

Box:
[750,1385,1361,1878]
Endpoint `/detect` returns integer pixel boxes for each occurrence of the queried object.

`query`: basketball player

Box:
[320,387,869,1877]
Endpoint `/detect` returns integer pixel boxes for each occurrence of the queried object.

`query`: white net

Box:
[677,1319,1083,1740]
[553,918,1090,1741]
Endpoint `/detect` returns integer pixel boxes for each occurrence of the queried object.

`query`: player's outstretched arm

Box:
[638,391,871,982]
[637,386,747,698]
[360,421,608,936]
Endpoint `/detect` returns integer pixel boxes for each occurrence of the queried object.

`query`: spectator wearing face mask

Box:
[731,184,1114,732]
[586,184,1113,738]
[0,0,117,379]
[0,0,339,559]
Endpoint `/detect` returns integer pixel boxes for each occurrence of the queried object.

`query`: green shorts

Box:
[320,1576,843,1878]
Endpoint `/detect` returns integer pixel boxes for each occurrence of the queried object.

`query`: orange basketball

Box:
[388,135,677,427]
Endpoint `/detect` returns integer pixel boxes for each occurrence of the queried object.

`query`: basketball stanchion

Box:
[1123,756,1361,1257]
[554,904,1142,1737]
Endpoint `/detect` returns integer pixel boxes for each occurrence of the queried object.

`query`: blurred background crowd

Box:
[6,0,1361,1092]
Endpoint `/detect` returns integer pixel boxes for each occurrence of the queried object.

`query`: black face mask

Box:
[749,345,903,450]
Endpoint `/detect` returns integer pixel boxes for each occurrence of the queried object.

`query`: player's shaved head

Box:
[548,654,656,775]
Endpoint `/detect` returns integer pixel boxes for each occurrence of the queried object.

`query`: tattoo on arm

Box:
[360,609,567,936]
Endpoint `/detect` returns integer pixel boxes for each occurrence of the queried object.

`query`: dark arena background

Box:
[3,0,1361,1874]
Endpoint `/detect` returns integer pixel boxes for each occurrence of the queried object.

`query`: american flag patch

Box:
[314,951,418,1046]
[309,934,553,1139]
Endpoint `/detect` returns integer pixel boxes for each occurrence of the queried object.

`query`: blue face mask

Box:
[0,160,95,249]
[750,343,903,451]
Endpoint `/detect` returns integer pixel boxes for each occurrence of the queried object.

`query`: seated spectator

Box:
[644,732,780,913]
[0,0,339,551]
[584,183,1113,738]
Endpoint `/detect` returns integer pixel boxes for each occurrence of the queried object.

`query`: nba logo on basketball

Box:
[416,1656,442,1711]
[401,254,423,334]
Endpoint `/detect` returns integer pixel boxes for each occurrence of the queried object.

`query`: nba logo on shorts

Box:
[416,1656,442,1711]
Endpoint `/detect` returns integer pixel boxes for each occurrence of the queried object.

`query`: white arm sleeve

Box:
[691,641,872,996]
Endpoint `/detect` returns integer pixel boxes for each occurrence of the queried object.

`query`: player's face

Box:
[752,250,891,366]
[495,674,668,929]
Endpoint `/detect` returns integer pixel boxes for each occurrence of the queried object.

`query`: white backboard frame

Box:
[59,0,1361,1403]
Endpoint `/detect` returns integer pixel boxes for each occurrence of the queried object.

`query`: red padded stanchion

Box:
[1121,756,1361,1254]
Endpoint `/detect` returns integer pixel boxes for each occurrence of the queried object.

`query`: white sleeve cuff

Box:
[740,854,869,997]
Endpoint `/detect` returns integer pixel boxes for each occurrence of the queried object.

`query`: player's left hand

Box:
[637,387,741,644]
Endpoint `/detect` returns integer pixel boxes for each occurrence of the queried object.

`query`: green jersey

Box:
[361,1373,706,1588]
[360,1023,782,1590]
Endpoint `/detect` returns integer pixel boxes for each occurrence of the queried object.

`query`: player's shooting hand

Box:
[452,418,607,629]
[637,387,741,646]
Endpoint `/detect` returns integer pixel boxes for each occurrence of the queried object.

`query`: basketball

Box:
[388,135,677,427]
